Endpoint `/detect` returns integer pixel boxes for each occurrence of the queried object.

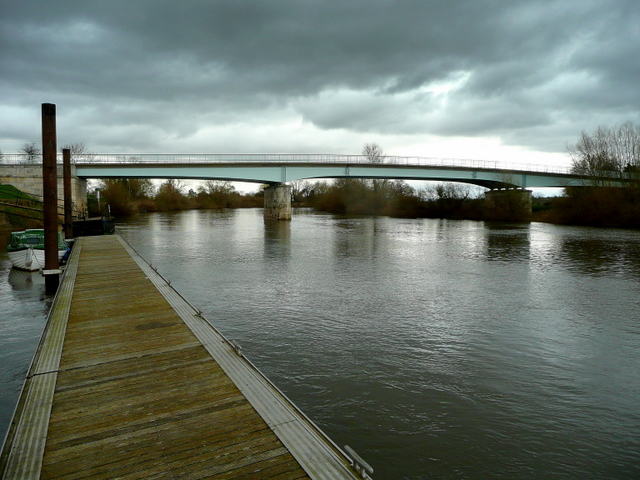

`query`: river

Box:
[1,209,639,479]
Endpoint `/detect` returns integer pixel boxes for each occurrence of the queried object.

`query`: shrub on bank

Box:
[94,178,266,215]
[557,187,640,228]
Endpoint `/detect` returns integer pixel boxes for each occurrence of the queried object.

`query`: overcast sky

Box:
[2,0,639,167]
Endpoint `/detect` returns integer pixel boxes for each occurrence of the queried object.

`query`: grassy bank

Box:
[0,185,44,250]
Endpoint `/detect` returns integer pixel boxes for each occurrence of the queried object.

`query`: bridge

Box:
[72,154,607,221]
[1,153,623,220]
[64,153,584,189]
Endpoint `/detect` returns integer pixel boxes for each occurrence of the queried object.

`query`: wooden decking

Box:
[1,235,365,480]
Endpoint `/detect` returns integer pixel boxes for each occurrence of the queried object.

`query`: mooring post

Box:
[42,103,61,293]
[63,148,73,239]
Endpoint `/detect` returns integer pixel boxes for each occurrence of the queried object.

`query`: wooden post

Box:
[42,103,60,293]
[63,148,73,239]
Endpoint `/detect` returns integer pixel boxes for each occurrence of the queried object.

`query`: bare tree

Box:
[201,180,235,195]
[19,142,41,163]
[61,142,94,163]
[288,179,308,202]
[362,143,389,211]
[165,179,185,192]
[155,179,188,210]
[362,143,385,163]
[419,182,473,202]
[568,122,640,185]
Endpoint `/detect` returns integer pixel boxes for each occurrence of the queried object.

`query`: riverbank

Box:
[0,213,42,250]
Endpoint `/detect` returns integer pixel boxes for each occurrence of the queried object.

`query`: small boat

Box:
[7,229,68,271]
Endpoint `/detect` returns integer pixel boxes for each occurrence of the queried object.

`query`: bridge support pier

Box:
[264,184,292,221]
[484,189,532,222]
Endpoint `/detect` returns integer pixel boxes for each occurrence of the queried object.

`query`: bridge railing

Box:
[0,153,573,175]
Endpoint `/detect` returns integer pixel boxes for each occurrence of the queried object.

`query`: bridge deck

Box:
[1,235,362,479]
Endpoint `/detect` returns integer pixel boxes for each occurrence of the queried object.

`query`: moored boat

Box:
[7,229,67,271]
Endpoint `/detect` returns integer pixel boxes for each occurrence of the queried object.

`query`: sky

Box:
[2,0,640,170]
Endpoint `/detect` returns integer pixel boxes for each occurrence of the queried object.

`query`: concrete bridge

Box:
[0,154,621,221]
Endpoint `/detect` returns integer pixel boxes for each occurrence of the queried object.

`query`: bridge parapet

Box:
[0,153,572,175]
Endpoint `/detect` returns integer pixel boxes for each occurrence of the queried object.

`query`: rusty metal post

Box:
[63,148,73,239]
[42,103,60,293]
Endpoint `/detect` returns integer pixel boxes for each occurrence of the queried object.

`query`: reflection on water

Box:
[558,228,640,279]
[264,219,291,260]
[483,223,531,262]
[8,268,46,291]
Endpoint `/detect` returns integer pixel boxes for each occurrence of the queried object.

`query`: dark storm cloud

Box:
[1,0,639,155]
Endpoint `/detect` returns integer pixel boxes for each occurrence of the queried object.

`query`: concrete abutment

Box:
[484,189,532,222]
[0,165,87,215]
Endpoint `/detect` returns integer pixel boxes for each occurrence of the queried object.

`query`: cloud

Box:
[1,0,639,164]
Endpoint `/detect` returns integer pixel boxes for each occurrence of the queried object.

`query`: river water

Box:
[1,209,639,479]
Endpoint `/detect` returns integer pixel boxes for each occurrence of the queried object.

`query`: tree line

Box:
[563,121,640,228]
[289,143,486,219]
[93,179,263,215]
[95,175,485,219]
[291,177,485,219]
